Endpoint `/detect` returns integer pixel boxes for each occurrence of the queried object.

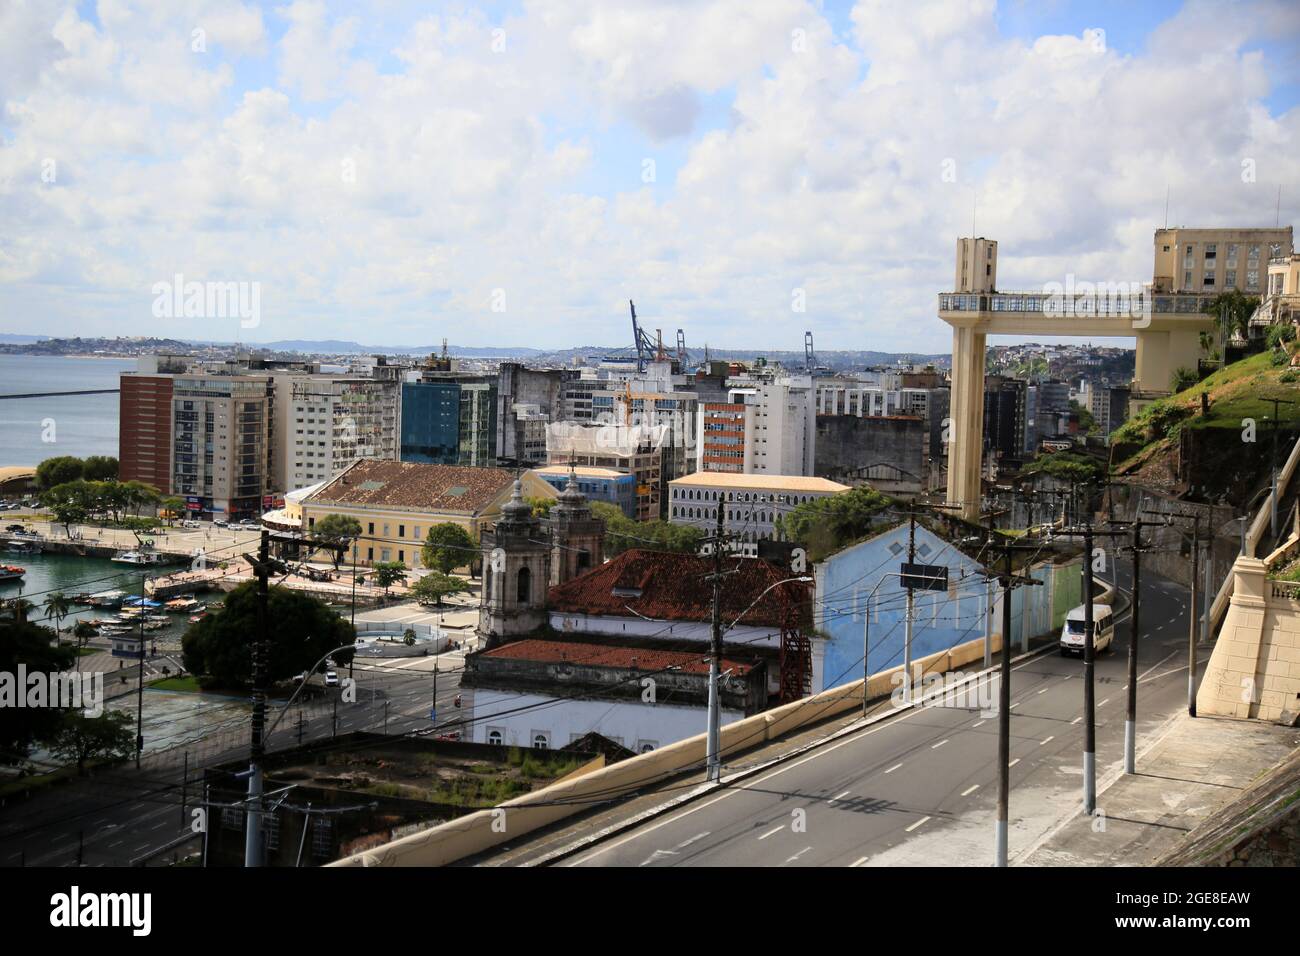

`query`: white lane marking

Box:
[971,720,986,729]
[1040,736,1055,745]
[831,790,852,803]
[1099,698,1110,707]
[961,784,980,797]
[639,849,677,866]
[1009,758,1021,768]
[850,855,870,867]
[931,739,949,749]
[1037,688,1049,695]
[758,825,785,841]
[783,846,813,864]
[108,840,123,848]
[1071,716,1082,725]
[565,641,1083,865]
[676,831,709,849]
[1010,700,1022,709]
[905,816,931,833]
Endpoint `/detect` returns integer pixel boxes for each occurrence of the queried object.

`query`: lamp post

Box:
[705,574,812,782]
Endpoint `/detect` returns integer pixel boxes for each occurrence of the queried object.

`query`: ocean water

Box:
[0,354,133,467]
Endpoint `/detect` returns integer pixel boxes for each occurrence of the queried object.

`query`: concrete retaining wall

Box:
[329,627,1009,868]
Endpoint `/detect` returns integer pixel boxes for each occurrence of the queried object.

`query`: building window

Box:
[487,728,503,746]
[531,732,549,750]
[398,525,405,538]
[263,813,280,851]
[367,522,374,535]
[311,817,334,858]
[516,566,531,603]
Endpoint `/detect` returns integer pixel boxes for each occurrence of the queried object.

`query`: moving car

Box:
[324,670,339,687]
[1059,604,1115,656]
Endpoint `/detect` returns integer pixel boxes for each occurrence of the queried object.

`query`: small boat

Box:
[164,596,202,612]
[145,613,171,623]
[5,540,40,555]
[0,564,25,583]
[86,590,126,608]
[111,550,163,565]
[141,620,166,631]
[188,613,208,624]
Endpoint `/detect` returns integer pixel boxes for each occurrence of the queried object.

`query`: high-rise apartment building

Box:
[170,374,274,519]
[272,374,399,492]
[119,354,191,492]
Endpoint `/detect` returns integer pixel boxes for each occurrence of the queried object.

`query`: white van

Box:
[1059,604,1115,656]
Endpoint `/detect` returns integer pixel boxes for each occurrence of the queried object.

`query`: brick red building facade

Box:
[118,375,173,493]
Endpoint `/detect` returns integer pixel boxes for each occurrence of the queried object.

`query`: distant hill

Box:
[0,333,50,344]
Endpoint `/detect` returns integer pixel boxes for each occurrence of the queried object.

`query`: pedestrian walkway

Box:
[1019,714,1299,865]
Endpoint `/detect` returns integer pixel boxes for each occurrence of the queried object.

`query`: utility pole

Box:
[1059,521,1124,815]
[135,572,146,769]
[296,710,305,745]
[242,529,271,868]
[180,751,189,829]
[705,492,728,782]
[903,508,917,704]
[1111,518,1155,774]
[1189,513,1200,718]
[984,536,1046,866]
[862,595,871,719]
[995,545,1012,867]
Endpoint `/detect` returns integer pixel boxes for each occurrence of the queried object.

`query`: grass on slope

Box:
[1112,350,1300,468]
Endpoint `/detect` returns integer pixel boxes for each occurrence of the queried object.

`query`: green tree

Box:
[590,502,703,558]
[1021,450,1107,487]
[39,480,93,535]
[159,496,185,524]
[422,523,475,574]
[81,456,119,481]
[181,581,355,688]
[411,571,471,607]
[35,456,85,491]
[372,561,407,596]
[525,496,554,518]
[5,598,34,624]
[42,592,70,636]
[1202,289,1261,356]
[46,711,135,776]
[0,618,76,762]
[313,513,363,569]
[776,485,893,560]
[72,620,97,671]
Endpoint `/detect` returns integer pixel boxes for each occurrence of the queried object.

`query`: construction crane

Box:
[629,300,657,372]
[676,329,689,367]
[805,331,816,371]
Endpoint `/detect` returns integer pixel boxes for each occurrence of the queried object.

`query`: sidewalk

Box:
[1019,714,1299,866]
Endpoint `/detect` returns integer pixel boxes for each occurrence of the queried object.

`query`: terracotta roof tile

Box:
[547,549,812,628]
[481,638,754,675]
[307,460,515,513]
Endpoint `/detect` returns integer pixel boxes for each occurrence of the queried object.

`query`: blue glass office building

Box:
[401,381,461,464]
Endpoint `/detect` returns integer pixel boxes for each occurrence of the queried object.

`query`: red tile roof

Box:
[481,639,754,676]
[307,460,515,513]
[547,549,812,628]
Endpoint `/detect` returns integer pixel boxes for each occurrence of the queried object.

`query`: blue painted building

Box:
[533,465,638,519]
[813,522,1082,693]
[400,381,461,464]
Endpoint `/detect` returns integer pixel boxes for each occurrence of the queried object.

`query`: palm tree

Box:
[7,598,34,624]
[71,620,96,672]
[43,591,71,637]
[1202,289,1261,357]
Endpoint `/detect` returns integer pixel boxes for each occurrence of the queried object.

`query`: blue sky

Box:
[3,0,1298,352]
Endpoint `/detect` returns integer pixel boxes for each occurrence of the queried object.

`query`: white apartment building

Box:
[668,472,849,551]
[697,374,816,477]
[272,375,400,492]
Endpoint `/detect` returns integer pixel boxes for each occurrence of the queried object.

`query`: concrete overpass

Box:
[939,239,1220,520]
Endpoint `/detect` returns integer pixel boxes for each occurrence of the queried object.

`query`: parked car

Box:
[4,524,25,533]
[212,519,228,528]
[180,519,201,529]
[324,670,339,687]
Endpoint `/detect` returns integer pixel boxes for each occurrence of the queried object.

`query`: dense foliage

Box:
[775,484,893,559]
[589,502,704,557]
[181,581,355,688]
[421,523,476,573]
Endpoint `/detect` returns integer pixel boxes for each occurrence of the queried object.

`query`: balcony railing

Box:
[939,291,1219,316]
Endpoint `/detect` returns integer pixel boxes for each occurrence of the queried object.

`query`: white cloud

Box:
[0,0,1297,353]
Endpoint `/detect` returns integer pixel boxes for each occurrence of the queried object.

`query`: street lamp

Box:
[706,575,812,783]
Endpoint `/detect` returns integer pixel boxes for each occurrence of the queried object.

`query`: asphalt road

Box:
[0,650,470,867]
[563,561,1207,867]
